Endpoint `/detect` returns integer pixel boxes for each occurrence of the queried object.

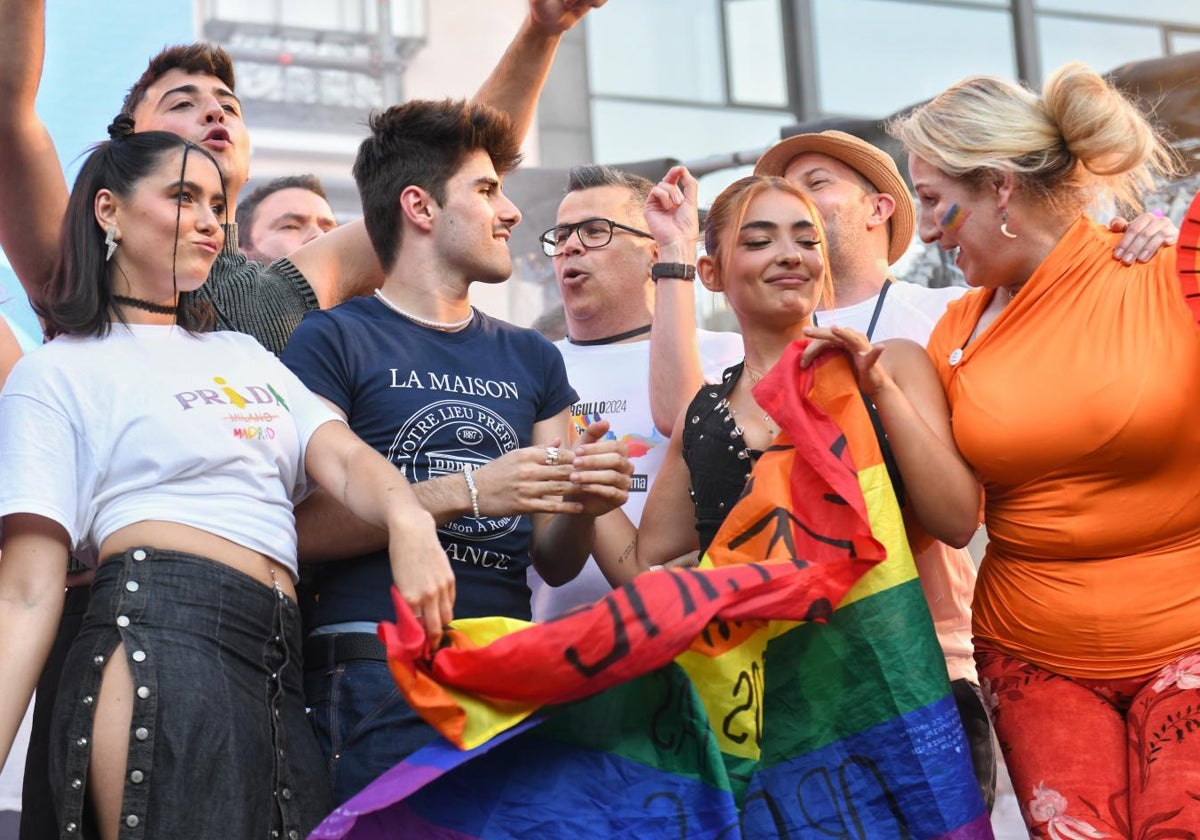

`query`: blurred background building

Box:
[5,0,1200,345]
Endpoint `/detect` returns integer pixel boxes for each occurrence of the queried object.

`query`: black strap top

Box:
[681,361,905,556]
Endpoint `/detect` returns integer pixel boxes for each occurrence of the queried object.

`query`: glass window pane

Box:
[278,0,356,30]
[211,0,272,24]
[586,0,725,104]
[359,0,426,38]
[812,0,1015,118]
[590,99,791,204]
[1035,1,1200,26]
[1037,18,1163,77]
[1170,32,1200,54]
[725,0,788,107]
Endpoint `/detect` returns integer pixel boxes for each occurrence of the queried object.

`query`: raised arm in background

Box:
[0,0,69,303]
[644,166,711,436]
[288,0,608,308]
[0,318,23,390]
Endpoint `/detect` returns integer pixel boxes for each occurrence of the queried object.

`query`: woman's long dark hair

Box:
[37,119,224,338]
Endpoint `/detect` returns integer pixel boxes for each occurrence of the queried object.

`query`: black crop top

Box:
[681,362,904,556]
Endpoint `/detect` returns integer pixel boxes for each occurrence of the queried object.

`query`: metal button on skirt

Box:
[49,547,331,839]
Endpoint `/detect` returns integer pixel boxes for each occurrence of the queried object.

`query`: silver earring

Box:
[999,210,1017,240]
[105,226,119,261]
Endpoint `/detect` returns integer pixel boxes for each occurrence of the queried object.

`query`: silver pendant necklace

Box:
[374,289,474,331]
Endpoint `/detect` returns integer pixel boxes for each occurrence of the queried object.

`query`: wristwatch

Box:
[651,262,696,282]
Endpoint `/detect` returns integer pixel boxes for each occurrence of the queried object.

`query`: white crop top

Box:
[0,324,341,578]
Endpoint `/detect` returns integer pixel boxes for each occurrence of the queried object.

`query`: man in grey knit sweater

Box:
[0,0,606,355]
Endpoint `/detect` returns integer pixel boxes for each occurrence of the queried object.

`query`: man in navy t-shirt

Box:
[282,99,633,805]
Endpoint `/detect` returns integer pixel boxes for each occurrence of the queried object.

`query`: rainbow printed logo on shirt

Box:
[172,377,292,441]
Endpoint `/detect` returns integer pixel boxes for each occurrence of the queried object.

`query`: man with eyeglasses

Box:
[529,165,742,621]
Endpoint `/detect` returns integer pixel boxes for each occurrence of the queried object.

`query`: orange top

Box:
[928,216,1200,679]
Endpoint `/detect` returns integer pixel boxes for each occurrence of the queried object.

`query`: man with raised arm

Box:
[529,165,742,619]
[0,0,606,353]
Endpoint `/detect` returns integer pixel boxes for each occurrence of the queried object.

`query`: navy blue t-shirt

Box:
[281,296,577,624]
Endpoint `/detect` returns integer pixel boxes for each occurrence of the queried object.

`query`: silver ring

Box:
[544,445,560,466]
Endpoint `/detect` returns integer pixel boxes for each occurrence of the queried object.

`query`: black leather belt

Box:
[303,632,387,670]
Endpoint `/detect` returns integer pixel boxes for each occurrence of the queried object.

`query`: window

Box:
[725,0,788,107]
[590,99,791,200]
[1034,1,1200,26]
[1037,17,1163,76]
[1170,32,1200,54]
[586,0,725,104]
[812,0,1015,118]
[205,0,424,37]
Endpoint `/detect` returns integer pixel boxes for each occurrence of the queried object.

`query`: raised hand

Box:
[801,325,893,398]
[528,0,608,35]
[644,165,701,261]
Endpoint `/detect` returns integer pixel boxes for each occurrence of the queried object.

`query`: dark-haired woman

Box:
[0,129,453,839]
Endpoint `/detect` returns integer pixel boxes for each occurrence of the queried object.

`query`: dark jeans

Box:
[952,677,997,813]
[304,644,438,805]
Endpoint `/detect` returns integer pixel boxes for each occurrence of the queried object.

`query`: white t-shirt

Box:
[0,324,340,578]
[530,329,745,619]
[816,280,966,344]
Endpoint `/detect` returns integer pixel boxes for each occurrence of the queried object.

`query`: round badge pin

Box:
[948,348,963,366]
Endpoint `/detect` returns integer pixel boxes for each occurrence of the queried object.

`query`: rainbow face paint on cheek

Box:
[940,202,970,231]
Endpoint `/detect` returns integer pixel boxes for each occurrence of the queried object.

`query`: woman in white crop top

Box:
[0,126,452,839]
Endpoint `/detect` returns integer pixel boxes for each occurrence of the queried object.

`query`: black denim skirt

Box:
[49,547,331,839]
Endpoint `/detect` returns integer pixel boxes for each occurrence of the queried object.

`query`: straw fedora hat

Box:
[755,130,915,265]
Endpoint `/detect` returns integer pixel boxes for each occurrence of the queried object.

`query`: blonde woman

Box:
[889,63,1200,835]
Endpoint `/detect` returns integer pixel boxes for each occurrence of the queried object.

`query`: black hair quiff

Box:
[352,98,522,273]
[122,43,236,115]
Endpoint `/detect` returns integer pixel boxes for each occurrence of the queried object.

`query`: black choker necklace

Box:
[113,295,178,316]
[566,323,652,346]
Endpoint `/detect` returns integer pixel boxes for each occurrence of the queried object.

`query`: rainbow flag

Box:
[310,343,992,839]
[1177,188,1200,327]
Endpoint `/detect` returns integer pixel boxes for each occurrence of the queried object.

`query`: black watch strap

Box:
[651,262,696,282]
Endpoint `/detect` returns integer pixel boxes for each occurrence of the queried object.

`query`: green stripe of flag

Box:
[758,577,949,764]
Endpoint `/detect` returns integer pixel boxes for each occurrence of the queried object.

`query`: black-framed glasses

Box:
[539,217,654,257]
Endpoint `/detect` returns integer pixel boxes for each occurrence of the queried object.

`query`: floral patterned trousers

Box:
[977,642,1200,839]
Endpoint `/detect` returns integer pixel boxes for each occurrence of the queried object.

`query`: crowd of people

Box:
[0,0,1196,837]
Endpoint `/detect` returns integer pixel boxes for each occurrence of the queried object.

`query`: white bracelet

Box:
[462,464,481,518]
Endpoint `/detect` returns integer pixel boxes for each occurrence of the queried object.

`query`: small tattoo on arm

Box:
[618,538,636,565]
